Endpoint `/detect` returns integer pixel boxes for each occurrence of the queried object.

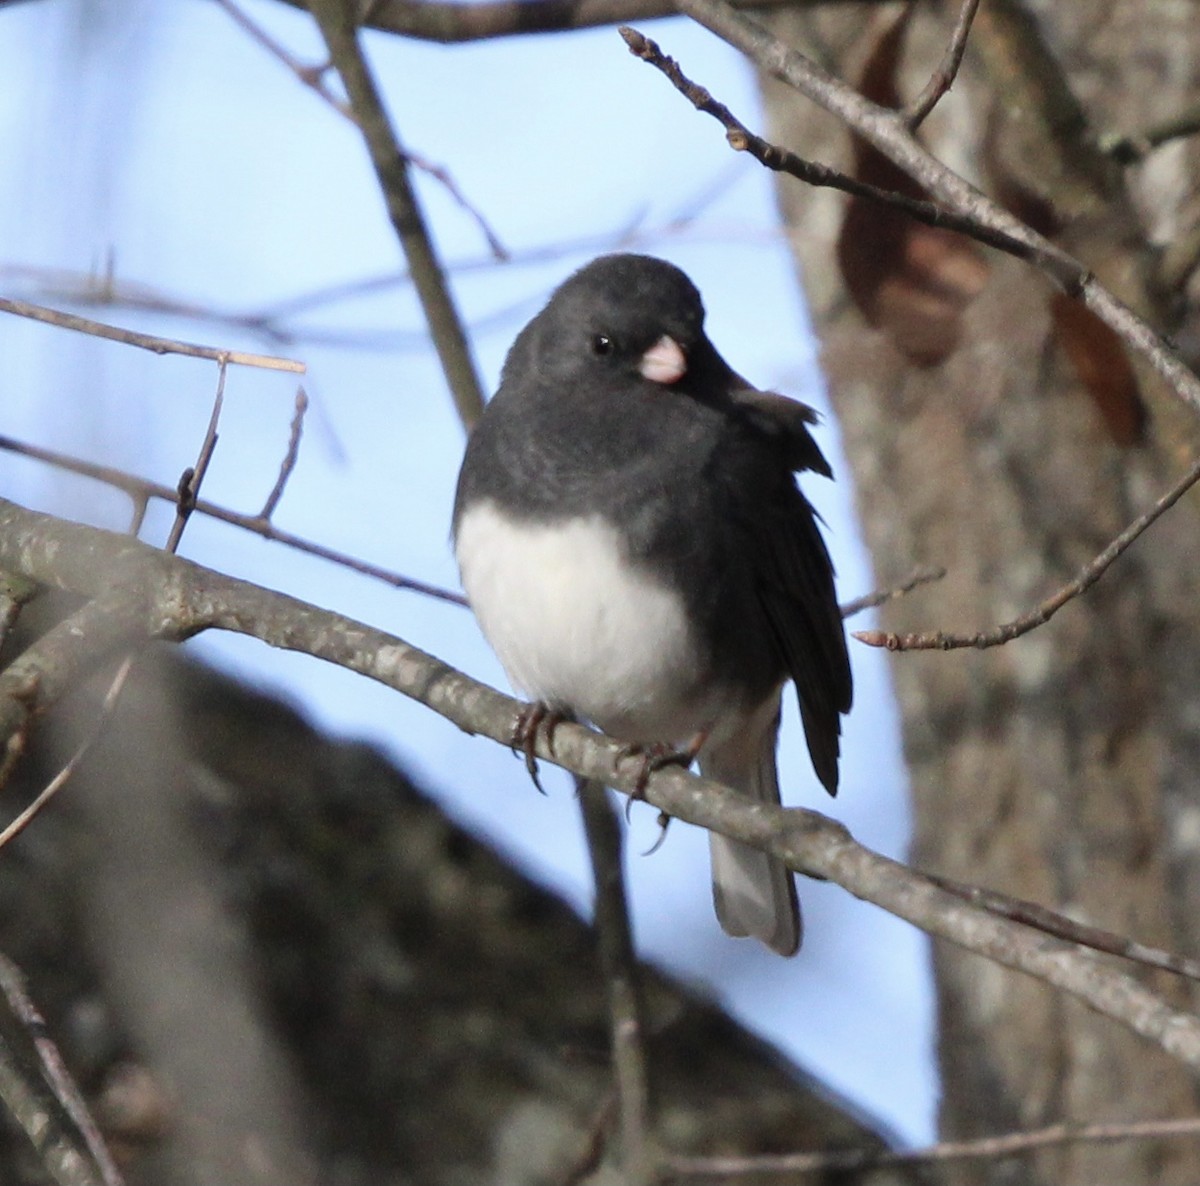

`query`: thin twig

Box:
[0,656,132,849]
[213,0,351,114]
[839,565,945,618]
[902,0,983,128]
[260,387,309,521]
[853,452,1200,651]
[559,1090,618,1186]
[165,359,227,554]
[308,0,487,430]
[619,27,1053,267]
[923,870,1200,983]
[578,779,655,1185]
[0,433,466,605]
[0,298,304,373]
[672,0,1200,417]
[0,953,123,1186]
[213,0,507,259]
[667,1115,1200,1178]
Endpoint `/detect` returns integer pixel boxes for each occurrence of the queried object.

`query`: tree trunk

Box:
[761,1,1200,1182]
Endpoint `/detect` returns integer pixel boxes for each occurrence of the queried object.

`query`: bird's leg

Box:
[511,701,568,795]
[618,727,710,829]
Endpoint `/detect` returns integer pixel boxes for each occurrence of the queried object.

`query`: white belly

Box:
[455,500,716,741]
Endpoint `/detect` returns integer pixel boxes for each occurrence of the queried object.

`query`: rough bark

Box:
[761,2,1200,1182]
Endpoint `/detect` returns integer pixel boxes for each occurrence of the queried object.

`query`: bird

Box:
[452,253,852,955]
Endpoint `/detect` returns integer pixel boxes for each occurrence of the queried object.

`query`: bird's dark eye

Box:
[591,334,614,356]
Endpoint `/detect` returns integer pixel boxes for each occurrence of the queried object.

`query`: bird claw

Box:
[617,728,709,823]
[641,811,672,856]
[511,702,566,795]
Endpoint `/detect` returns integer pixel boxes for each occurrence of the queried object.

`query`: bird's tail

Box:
[702,699,801,956]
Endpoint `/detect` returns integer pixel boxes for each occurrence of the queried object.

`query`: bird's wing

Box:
[717,397,852,796]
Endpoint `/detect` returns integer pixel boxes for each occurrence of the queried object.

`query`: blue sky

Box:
[0,0,935,1142]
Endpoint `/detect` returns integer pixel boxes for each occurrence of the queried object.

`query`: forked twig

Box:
[902,0,983,128]
[619,27,1058,270]
[0,433,466,605]
[854,453,1200,651]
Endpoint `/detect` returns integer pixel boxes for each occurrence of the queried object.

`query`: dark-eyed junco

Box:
[453,254,851,955]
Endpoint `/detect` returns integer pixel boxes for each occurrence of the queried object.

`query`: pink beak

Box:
[638,335,687,384]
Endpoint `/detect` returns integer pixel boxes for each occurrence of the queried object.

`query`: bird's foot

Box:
[511,701,568,795]
[617,728,709,823]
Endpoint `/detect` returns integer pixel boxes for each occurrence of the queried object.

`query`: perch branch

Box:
[6,499,1200,1079]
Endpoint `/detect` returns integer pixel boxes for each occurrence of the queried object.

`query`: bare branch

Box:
[620,27,1046,266]
[307,0,487,430]
[0,433,466,605]
[838,565,946,618]
[902,0,983,128]
[578,779,655,1183]
[214,0,508,259]
[274,0,844,43]
[165,359,227,554]
[925,871,1200,983]
[0,297,305,373]
[668,1115,1200,1178]
[673,0,1200,419]
[213,0,352,115]
[0,657,132,848]
[0,953,123,1186]
[853,452,1200,651]
[259,387,309,521]
[6,498,1200,1077]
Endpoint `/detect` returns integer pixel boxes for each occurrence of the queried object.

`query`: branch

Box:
[0,955,123,1186]
[6,499,1200,1077]
[619,28,1045,266]
[307,0,486,430]
[853,451,1200,651]
[671,0,1200,420]
[0,953,121,1186]
[259,387,308,521]
[213,0,507,259]
[837,565,945,618]
[275,0,842,43]
[578,779,655,1183]
[901,0,982,129]
[0,433,467,606]
[0,432,930,615]
[668,1114,1200,1178]
[0,298,304,373]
